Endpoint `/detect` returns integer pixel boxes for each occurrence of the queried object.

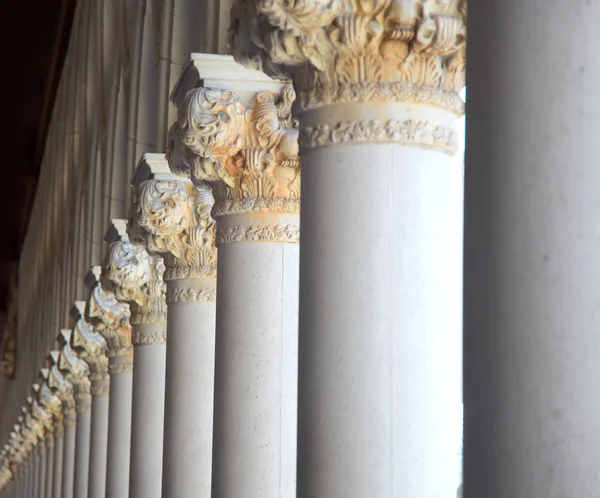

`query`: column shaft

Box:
[129,327,166,498]
[464,1,600,496]
[161,280,216,497]
[88,391,109,498]
[212,234,299,497]
[72,410,91,498]
[52,428,65,498]
[38,443,47,498]
[45,435,55,498]
[60,423,76,498]
[105,366,133,498]
[33,450,40,498]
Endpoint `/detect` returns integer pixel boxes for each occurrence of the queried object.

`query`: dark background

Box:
[0,1,76,339]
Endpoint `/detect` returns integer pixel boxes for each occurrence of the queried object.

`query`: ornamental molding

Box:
[103,224,167,325]
[135,180,217,279]
[47,352,75,412]
[108,361,133,375]
[70,303,109,379]
[57,331,91,398]
[229,0,466,112]
[166,288,217,304]
[90,381,110,397]
[86,270,133,359]
[300,118,458,153]
[132,328,167,345]
[213,197,300,216]
[216,224,300,245]
[172,83,300,215]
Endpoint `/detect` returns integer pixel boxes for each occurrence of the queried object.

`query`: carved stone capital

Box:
[47,351,75,416]
[70,302,109,382]
[85,267,133,360]
[172,81,301,225]
[103,220,167,326]
[229,0,466,114]
[134,178,217,280]
[56,331,91,407]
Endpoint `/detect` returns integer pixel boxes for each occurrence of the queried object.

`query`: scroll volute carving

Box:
[135,180,217,280]
[229,0,466,111]
[103,223,167,325]
[85,267,132,358]
[70,301,108,379]
[174,85,300,204]
[47,351,74,411]
[57,330,91,397]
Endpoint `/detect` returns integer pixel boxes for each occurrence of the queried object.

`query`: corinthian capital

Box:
[57,329,91,412]
[132,154,217,280]
[38,369,63,428]
[47,351,75,424]
[85,267,133,371]
[70,301,109,390]
[230,0,466,113]
[103,219,167,326]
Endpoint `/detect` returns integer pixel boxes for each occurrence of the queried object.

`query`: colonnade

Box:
[1,1,599,498]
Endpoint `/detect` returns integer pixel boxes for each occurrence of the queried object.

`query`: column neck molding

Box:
[230,0,466,115]
[70,302,110,382]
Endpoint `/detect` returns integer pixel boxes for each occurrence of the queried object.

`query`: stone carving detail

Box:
[86,271,133,361]
[229,0,467,112]
[71,304,109,386]
[173,84,300,215]
[104,231,167,325]
[47,351,75,420]
[57,332,91,412]
[36,372,63,430]
[301,118,458,152]
[131,329,167,345]
[216,224,300,245]
[135,180,217,280]
[166,289,217,304]
[108,362,133,375]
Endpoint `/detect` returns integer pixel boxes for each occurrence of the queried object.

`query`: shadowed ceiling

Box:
[0,0,76,337]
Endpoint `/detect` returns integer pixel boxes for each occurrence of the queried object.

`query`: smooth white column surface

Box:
[87,386,109,498]
[38,441,46,498]
[105,361,133,498]
[60,418,76,498]
[129,326,166,498]
[44,434,55,498]
[33,448,41,498]
[72,405,90,498]
[464,2,600,497]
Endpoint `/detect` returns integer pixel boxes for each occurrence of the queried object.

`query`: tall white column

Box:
[46,352,74,498]
[464,2,600,496]
[172,55,300,497]
[70,301,110,498]
[44,433,54,498]
[57,330,92,498]
[37,440,46,498]
[231,2,466,496]
[102,220,167,498]
[133,154,217,497]
[86,269,133,498]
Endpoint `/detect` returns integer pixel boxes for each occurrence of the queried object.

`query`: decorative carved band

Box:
[109,362,133,375]
[216,224,300,245]
[164,264,217,281]
[132,329,167,346]
[166,289,217,304]
[213,197,300,217]
[298,82,465,115]
[300,119,458,154]
[90,380,110,397]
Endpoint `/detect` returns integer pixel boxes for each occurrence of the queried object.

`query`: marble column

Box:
[36,371,62,498]
[57,330,92,498]
[464,2,600,497]
[70,300,110,498]
[103,220,167,498]
[44,433,54,498]
[46,351,74,498]
[37,440,46,498]
[85,268,133,498]
[231,2,466,496]
[133,153,217,497]
[172,54,300,497]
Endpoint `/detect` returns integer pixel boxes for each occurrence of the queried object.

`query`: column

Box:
[464,2,600,496]
[132,153,217,497]
[231,2,466,496]
[70,300,110,498]
[172,54,299,497]
[47,352,74,498]
[44,432,54,498]
[103,220,167,498]
[86,268,133,498]
[57,330,92,498]
[37,440,46,498]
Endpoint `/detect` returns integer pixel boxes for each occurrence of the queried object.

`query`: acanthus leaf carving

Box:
[70,303,109,382]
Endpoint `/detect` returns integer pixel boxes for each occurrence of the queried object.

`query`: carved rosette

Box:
[71,305,110,395]
[135,179,217,280]
[173,84,301,244]
[229,0,466,151]
[103,235,167,328]
[57,332,91,413]
[87,281,133,373]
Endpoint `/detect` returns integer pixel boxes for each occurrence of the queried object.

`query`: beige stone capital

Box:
[47,351,75,417]
[57,330,91,412]
[70,302,109,387]
[85,267,133,363]
[103,219,167,327]
[38,368,63,428]
[229,0,466,114]
[132,154,217,281]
